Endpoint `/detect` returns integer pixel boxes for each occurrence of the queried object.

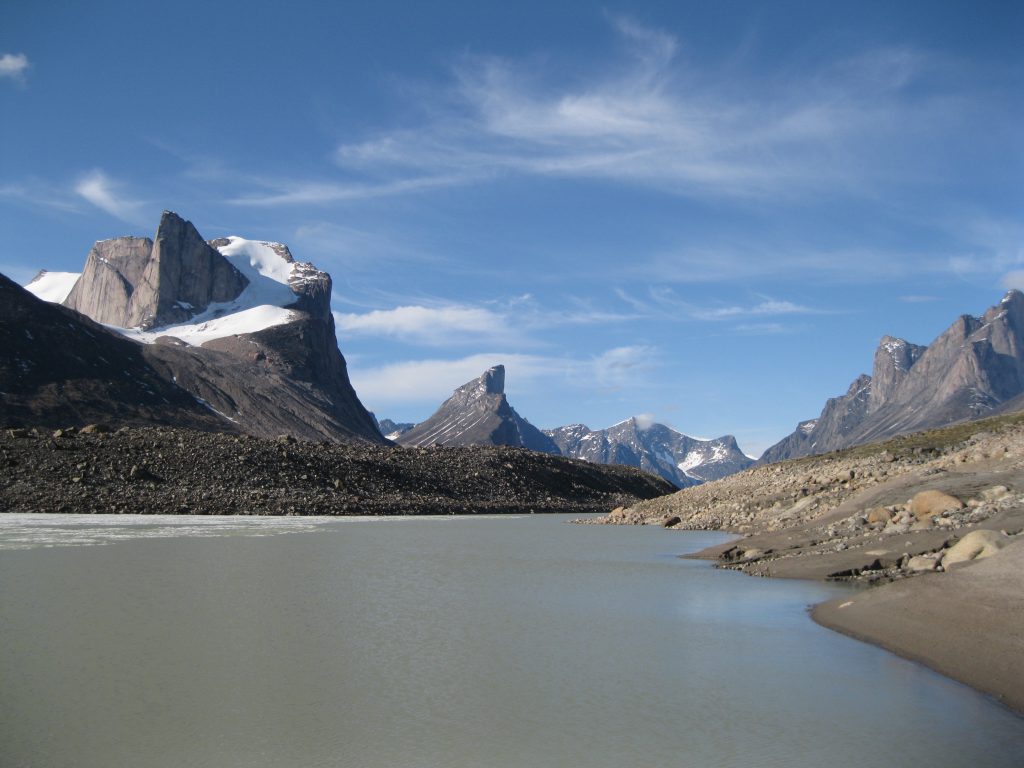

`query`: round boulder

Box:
[866,507,893,525]
[910,490,964,520]
[942,529,1008,569]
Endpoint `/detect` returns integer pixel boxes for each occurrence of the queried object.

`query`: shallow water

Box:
[1,514,1021,767]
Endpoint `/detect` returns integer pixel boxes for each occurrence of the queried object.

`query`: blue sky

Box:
[2,0,1022,456]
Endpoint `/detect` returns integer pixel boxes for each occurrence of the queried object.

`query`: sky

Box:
[1,0,1022,456]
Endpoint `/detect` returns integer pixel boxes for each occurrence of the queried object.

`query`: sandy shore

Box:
[811,539,1024,714]
[585,414,1024,715]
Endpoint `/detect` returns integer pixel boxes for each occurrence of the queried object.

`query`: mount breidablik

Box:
[396,365,559,453]
[19,211,383,443]
[762,290,1024,463]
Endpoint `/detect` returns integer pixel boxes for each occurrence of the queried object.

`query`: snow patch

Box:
[24,271,80,303]
[115,305,295,346]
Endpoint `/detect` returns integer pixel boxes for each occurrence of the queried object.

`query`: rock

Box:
[942,530,1008,569]
[866,506,893,524]
[981,485,1011,502]
[906,553,942,572]
[910,490,964,520]
[129,464,164,484]
[742,548,764,560]
[662,515,681,528]
[79,424,109,435]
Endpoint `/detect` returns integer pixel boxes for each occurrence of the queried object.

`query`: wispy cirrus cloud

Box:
[323,20,954,202]
[74,170,146,222]
[614,287,821,323]
[224,18,967,207]
[0,180,80,212]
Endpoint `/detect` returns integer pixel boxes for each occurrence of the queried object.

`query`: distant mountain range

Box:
[761,291,1024,462]
[16,211,383,443]
[545,419,753,488]
[386,366,753,487]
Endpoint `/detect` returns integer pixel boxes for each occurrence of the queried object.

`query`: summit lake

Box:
[1,513,1022,767]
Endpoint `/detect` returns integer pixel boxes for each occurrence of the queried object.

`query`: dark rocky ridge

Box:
[761,291,1024,463]
[397,366,559,453]
[0,425,674,516]
[546,418,753,488]
[0,272,231,432]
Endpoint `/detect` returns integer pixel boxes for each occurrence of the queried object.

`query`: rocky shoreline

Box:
[580,411,1024,714]
[0,425,674,517]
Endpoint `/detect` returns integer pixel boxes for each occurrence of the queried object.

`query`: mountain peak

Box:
[481,364,505,395]
[397,365,557,453]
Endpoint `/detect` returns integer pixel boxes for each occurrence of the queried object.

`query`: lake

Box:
[1,513,1021,767]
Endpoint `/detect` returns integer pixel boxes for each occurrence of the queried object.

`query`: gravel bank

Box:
[0,425,674,516]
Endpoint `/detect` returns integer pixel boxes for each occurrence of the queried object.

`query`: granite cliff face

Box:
[64,212,249,330]
[397,366,559,453]
[546,418,753,488]
[22,212,383,444]
[762,291,1024,463]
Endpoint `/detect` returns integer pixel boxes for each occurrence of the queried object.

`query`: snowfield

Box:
[25,271,81,304]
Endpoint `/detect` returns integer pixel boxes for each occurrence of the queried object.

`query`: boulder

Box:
[942,530,1008,569]
[906,554,941,572]
[910,490,963,520]
[980,485,1011,502]
[866,507,893,524]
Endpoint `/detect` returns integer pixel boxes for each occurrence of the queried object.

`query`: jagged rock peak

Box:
[761,290,1024,464]
[397,365,558,453]
[128,211,249,329]
[480,364,505,395]
[62,211,249,331]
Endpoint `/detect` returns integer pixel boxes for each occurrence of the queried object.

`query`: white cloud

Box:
[350,346,659,411]
[1001,271,1024,291]
[74,170,145,222]
[0,53,29,83]
[349,352,564,409]
[335,305,511,346]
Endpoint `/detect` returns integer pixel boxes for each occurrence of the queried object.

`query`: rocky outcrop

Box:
[64,212,249,329]
[25,212,385,444]
[762,291,1024,462]
[397,365,559,453]
[546,418,753,488]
